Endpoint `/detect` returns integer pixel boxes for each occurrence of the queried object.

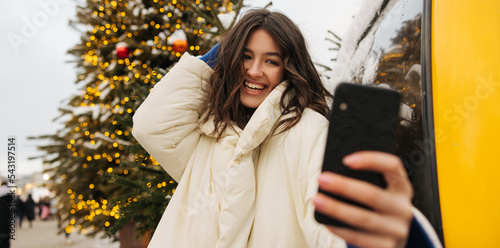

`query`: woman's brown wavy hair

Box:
[201,8,331,139]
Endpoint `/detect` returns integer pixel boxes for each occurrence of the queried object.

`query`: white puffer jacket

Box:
[133,53,344,248]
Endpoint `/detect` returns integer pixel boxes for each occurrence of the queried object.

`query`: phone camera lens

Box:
[339,102,348,111]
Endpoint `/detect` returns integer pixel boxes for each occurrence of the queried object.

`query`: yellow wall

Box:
[432,0,500,246]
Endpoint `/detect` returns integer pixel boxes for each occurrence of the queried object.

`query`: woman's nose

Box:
[246,61,263,78]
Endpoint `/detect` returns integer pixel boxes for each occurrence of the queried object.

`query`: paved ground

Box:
[9,219,119,248]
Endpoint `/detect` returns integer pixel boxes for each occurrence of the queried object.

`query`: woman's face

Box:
[240,28,285,109]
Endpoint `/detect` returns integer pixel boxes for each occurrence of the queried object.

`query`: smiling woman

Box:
[240,29,285,109]
[133,9,337,247]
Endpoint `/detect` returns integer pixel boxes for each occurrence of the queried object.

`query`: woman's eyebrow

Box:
[244,48,282,58]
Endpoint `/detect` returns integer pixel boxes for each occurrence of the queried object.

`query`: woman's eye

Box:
[267,60,279,66]
[243,54,252,60]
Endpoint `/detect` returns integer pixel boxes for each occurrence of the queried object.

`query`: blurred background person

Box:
[24,194,36,228]
[0,181,11,248]
[15,196,24,228]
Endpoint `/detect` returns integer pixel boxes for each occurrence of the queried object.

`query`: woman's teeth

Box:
[245,81,266,91]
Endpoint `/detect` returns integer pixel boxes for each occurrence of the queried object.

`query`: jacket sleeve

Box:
[299,112,347,248]
[132,53,213,182]
[403,208,443,248]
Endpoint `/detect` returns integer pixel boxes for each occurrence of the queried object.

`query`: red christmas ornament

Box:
[168,30,188,53]
[173,39,188,53]
[115,42,130,59]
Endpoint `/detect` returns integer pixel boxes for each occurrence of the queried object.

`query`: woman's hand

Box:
[313,151,413,248]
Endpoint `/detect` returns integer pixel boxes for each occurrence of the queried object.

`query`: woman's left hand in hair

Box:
[313,151,413,248]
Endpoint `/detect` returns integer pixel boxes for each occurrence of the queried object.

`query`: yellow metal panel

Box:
[432,0,500,246]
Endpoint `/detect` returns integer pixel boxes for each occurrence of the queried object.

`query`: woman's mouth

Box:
[244,81,267,92]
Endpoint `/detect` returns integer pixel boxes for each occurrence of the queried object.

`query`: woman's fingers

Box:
[314,151,414,248]
[313,193,409,238]
[317,172,411,217]
[326,226,403,248]
[343,151,413,195]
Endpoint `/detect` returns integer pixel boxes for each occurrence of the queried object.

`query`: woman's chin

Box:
[240,96,264,109]
[240,88,268,109]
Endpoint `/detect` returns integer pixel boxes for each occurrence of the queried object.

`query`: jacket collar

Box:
[198,81,291,157]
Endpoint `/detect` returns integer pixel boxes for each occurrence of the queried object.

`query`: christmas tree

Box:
[31,0,242,240]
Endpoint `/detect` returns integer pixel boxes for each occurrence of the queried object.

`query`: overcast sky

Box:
[0,0,364,177]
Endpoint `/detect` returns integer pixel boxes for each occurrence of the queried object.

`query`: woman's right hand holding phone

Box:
[313,151,414,248]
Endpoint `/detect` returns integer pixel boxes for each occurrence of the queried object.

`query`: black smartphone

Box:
[315,82,401,228]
